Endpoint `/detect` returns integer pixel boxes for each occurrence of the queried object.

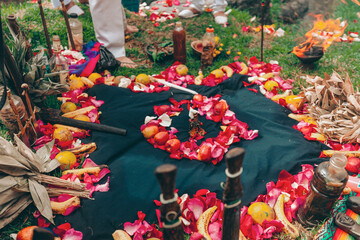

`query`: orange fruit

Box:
[88,73,102,83]
[74,114,91,122]
[211,69,224,78]
[175,64,189,76]
[248,202,275,225]
[135,74,151,85]
[69,78,85,90]
[53,128,73,142]
[264,80,279,91]
[55,151,77,169]
[60,102,77,113]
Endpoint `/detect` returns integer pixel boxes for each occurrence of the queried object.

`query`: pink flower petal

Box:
[190,232,204,240]
[62,228,83,240]
[187,198,205,220]
[209,222,222,240]
[82,158,98,168]
[90,98,104,107]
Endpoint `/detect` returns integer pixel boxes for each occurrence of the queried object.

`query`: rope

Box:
[160,193,178,205]
[224,199,242,209]
[225,167,243,178]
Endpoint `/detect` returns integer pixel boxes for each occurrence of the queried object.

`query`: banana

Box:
[310,133,326,142]
[274,193,299,238]
[62,165,108,179]
[62,106,96,118]
[288,114,317,125]
[271,90,293,102]
[67,142,97,155]
[196,206,217,240]
[239,62,248,75]
[112,230,132,240]
[51,196,80,215]
[322,150,360,158]
[195,71,204,85]
[80,77,95,88]
[220,65,234,77]
[53,124,86,133]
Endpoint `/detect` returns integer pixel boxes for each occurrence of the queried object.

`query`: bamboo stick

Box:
[37,0,53,58]
[155,164,184,240]
[222,148,245,240]
[59,0,75,50]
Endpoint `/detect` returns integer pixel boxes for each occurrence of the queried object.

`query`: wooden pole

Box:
[260,0,265,62]
[59,0,75,50]
[154,164,184,240]
[37,0,53,58]
[222,148,245,240]
[6,15,32,61]
[38,108,127,136]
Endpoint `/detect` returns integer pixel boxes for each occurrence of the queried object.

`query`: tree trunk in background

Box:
[280,0,309,23]
[227,0,272,24]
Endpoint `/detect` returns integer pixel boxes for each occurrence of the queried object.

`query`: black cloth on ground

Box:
[55,74,328,239]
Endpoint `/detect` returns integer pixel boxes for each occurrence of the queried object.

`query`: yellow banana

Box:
[51,196,80,215]
[310,133,326,141]
[112,230,132,240]
[288,114,317,125]
[220,66,234,77]
[322,150,360,158]
[239,62,248,75]
[274,193,299,238]
[197,206,217,240]
[80,77,95,88]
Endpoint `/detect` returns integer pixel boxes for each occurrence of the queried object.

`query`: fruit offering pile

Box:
[141,94,258,164]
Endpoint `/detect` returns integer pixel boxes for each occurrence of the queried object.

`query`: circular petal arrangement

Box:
[141,94,258,164]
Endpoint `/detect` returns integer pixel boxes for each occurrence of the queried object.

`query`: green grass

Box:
[1,0,360,238]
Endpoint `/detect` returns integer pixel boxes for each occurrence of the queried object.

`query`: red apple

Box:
[17,226,38,240]
[193,94,203,102]
[198,144,212,161]
[346,157,360,173]
[142,125,159,139]
[214,101,227,115]
[157,105,171,116]
[165,139,181,153]
[154,132,169,145]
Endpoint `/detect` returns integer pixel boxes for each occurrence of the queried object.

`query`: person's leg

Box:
[89,0,136,68]
[179,0,204,18]
[51,0,72,8]
[212,0,228,25]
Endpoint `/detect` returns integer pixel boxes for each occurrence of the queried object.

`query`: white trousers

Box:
[190,0,228,13]
[89,0,127,58]
[51,0,72,8]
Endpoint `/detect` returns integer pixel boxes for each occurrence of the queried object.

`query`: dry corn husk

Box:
[304,71,360,143]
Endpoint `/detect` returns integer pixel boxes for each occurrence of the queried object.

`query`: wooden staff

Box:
[37,0,53,58]
[260,0,265,62]
[154,164,184,240]
[222,148,245,240]
[6,15,32,61]
[59,0,75,50]
[38,108,127,136]
[33,227,55,240]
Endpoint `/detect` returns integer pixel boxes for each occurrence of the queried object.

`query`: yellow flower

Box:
[220,43,224,46]
[125,35,130,40]
[215,36,220,44]
[213,53,217,57]
[226,50,231,55]
[219,48,223,51]
[237,51,242,55]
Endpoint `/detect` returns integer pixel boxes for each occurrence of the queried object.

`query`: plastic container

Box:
[50,35,69,84]
[346,176,360,193]
[202,26,215,52]
[68,13,83,51]
[297,154,348,227]
[173,22,186,64]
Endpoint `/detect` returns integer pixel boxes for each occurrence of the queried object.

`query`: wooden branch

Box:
[37,0,53,58]
[59,0,75,50]
[6,15,32,61]
[155,164,184,240]
[222,148,245,240]
[39,108,127,136]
